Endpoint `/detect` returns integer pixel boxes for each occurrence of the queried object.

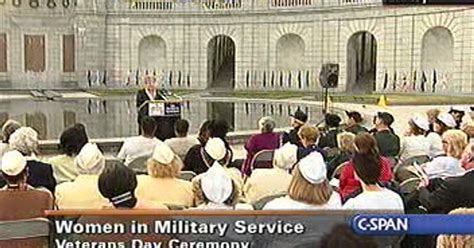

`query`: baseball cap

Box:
[290,108,308,124]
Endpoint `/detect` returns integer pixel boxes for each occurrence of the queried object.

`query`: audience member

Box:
[1,150,49,193]
[426,108,440,133]
[297,125,326,160]
[183,120,213,173]
[241,117,280,176]
[318,114,342,149]
[165,119,199,161]
[9,127,56,193]
[209,119,232,150]
[339,133,393,201]
[117,116,162,166]
[372,112,400,158]
[449,107,465,129]
[436,208,474,248]
[462,122,474,142]
[343,150,404,211]
[98,161,167,209]
[136,143,193,207]
[282,108,308,146]
[193,162,252,210]
[0,120,21,160]
[49,124,88,184]
[399,115,430,161]
[55,143,108,209]
[421,130,467,179]
[418,147,474,213]
[345,111,368,135]
[426,113,456,158]
[242,143,296,204]
[326,132,355,178]
[263,152,341,210]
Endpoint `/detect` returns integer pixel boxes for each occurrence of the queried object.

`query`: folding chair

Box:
[399,177,421,195]
[0,218,50,248]
[331,161,349,179]
[250,149,274,171]
[0,190,53,221]
[178,171,197,181]
[127,156,150,173]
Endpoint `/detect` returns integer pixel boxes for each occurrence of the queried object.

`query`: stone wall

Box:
[0,1,473,93]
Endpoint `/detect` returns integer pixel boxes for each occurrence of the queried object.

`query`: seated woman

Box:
[136,143,194,207]
[193,162,252,210]
[9,127,56,193]
[297,125,326,160]
[241,117,280,176]
[426,113,456,158]
[399,115,430,161]
[339,133,393,201]
[0,120,21,159]
[343,150,404,211]
[49,124,88,184]
[326,132,355,178]
[1,150,50,194]
[263,152,341,210]
[242,143,297,204]
[421,130,467,179]
[98,162,167,209]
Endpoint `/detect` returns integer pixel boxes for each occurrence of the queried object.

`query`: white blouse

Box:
[399,135,431,160]
[263,193,342,210]
[423,156,466,179]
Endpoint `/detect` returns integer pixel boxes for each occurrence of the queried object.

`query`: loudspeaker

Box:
[319,63,339,88]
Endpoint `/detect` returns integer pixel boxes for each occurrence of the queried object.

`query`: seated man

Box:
[282,108,308,146]
[55,143,109,209]
[372,112,400,158]
[319,114,342,149]
[345,111,368,135]
[165,119,199,161]
[117,116,163,166]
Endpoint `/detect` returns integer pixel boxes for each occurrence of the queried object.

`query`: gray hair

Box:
[9,127,38,156]
[2,120,21,143]
[259,116,276,133]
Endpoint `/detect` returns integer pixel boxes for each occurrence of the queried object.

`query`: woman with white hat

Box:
[8,127,56,193]
[243,143,297,204]
[55,143,108,209]
[426,113,457,158]
[193,162,252,210]
[399,115,431,161]
[135,143,193,207]
[263,152,341,210]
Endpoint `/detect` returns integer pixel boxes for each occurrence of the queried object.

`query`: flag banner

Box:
[351,214,474,235]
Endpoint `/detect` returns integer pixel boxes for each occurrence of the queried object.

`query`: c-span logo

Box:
[351,215,408,235]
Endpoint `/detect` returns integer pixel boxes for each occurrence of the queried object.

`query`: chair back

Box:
[331,161,349,179]
[0,190,53,221]
[0,218,50,248]
[178,171,197,181]
[128,156,150,173]
[399,178,421,195]
[400,155,430,168]
[250,150,274,170]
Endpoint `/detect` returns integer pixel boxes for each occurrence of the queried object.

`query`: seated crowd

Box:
[0,106,473,245]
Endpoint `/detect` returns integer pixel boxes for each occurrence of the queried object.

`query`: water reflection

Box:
[1,97,329,140]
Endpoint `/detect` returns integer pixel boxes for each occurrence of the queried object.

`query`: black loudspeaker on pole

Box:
[319,63,339,114]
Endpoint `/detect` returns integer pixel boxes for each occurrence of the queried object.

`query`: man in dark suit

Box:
[282,108,308,147]
[418,169,474,214]
[136,76,165,135]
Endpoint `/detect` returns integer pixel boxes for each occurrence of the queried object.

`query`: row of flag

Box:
[382,69,448,93]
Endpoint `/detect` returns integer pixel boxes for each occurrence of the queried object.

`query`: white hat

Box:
[1,150,27,176]
[204,138,226,161]
[201,161,233,204]
[298,152,327,184]
[273,143,298,170]
[411,115,430,131]
[152,142,175,164]
[437,113,457,128]
[75,143,105,174]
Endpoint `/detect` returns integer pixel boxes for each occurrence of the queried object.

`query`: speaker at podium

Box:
[137,88,182,141]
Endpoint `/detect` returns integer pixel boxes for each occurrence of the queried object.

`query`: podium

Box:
[139,90,182,140]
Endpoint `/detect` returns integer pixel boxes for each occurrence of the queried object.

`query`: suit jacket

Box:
[26,160,57,194]
[419,170,474,214]
[282,127,302,146]
[136,89,165,124]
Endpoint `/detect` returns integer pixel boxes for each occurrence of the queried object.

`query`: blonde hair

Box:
[192,178,239,207]
[462,122,474,138]
[337,132,356,152]
[436,208,474,248]
[298,125,320,143]
[9,127,38,156]
[288,166,332,205]
[147,156,183,178]
[426,108,440,121]
[442,130,468,159]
